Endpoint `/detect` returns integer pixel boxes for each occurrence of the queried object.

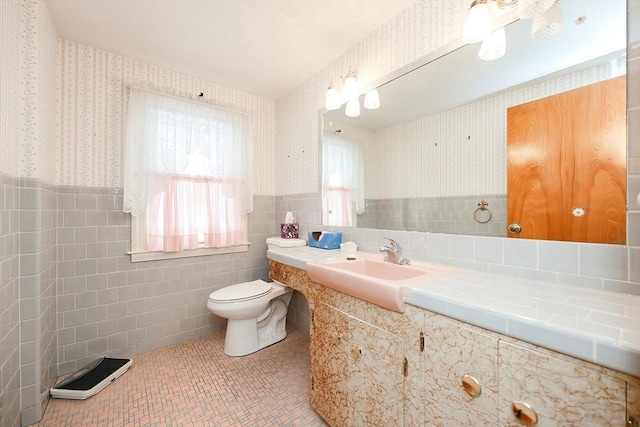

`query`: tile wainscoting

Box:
[2,175,321,426]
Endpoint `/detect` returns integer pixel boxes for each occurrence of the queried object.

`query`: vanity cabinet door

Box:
[310,302,405,427]
[498,341,627,426]
[310,303,349,426]
[349,314,405,427]
[422,314,499,426]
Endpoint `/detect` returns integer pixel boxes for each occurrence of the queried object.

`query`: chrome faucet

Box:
[380,237,410,265]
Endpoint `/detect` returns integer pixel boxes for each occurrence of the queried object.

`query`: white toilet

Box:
[207,237,306,356]
[207,279,294,356]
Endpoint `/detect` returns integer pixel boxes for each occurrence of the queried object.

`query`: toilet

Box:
[207,237,306,356]
[207,279,294,356]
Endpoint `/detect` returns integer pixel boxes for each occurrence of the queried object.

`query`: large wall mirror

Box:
[321,0,627,244]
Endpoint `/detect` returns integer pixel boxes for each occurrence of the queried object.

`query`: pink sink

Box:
[306,254,454,313]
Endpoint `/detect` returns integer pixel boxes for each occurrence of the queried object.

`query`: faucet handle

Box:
[383,237,401,249]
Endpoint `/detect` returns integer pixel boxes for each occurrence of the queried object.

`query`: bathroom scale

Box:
[50,357,132,400]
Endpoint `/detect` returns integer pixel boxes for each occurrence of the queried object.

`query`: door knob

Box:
[508,223,522,234]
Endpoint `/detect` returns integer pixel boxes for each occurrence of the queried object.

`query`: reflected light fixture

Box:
[479,27,506,60]
[463,0,564,61]
[325,79,341,111]
[345,98,361,117]
[531,1,564,40]
[363,89,380,109]
[517,0,555,19]
[325,66,380,117]
[463,0,492,43]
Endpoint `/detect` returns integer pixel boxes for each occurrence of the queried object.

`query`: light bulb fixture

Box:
[479,27,506,60]
[325,78,341,111]
[463,0,564,61]
[517,0,555,19]
[325,66,380,117]
[463,0,491,44]
[363,89,380,110]
[342,67,359,102]
[531,1,564,40]
[345,98,361,117]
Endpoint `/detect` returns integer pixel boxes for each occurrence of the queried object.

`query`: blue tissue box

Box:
[308,231,342,250]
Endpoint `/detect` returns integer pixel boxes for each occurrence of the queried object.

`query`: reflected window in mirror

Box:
[322,134,365,227]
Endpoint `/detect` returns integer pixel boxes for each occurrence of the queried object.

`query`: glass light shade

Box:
[342,75,358,102]
[325,87,341,111]
[463,1,491,44]
[345,98,360,117]
[363,89,380,109]
[478,27,506,60]
[531,1,564,41]
[517,0,555,19]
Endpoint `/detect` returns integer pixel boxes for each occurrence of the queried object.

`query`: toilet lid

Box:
[209,280,272,303]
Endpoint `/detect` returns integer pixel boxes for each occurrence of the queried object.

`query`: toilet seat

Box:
[209,280,272,304]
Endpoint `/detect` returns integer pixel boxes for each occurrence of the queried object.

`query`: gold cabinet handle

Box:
[461,374,482,397]
[512,401,538,426]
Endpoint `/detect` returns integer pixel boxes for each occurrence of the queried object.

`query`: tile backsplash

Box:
[359,195,506,237]
[277,194,640,297]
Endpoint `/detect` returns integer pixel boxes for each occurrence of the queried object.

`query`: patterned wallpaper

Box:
[0,0,58,182]
[366,62,622,199]
[57,41,276,194]
[0,1,21,177]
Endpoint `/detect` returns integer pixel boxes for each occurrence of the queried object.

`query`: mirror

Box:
[321,0,627,242]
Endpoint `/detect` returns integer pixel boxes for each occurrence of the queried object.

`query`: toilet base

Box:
[223,319,288,357]
[223,296,291,357]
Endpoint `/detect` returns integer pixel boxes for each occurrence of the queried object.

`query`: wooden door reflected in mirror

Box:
[507,75,627,244]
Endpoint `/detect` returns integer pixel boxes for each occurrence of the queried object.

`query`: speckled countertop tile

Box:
[267,246,640,378]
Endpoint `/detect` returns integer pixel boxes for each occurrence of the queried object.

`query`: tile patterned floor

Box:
[35,330,328,426]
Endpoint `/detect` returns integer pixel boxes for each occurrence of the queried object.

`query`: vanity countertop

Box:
[267,245,640,378]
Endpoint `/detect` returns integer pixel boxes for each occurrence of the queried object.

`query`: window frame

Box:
[129,214,248,263]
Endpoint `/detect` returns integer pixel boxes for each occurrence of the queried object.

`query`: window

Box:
[322,134,365,226]
[123,89,253,261]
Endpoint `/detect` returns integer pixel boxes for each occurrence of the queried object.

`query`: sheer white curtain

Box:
[322,134,365,226]
[123,88,253,252]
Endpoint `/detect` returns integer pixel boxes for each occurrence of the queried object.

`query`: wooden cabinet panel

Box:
[628,376,640,425]
[310,303,349,426]
[422,315,499,426]
[498,341,627,426]
[349,314,404,426]
[310,302,405,427]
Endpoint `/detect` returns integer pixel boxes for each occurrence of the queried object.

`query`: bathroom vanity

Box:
[267,248,640,426]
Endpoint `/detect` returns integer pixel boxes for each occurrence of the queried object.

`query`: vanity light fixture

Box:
[345,98,361,117]
[363,88,380,110]
[325,67,380,117]
[478,26,507,60]
[464,0,564,61]
[531,1,564,40]
[463,0,492,43]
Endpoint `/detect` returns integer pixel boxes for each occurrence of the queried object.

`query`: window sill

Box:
[128,244,249,263]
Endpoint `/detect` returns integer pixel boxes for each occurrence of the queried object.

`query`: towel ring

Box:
[474,200,492,224]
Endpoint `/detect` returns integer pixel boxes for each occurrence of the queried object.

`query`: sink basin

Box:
[306,254,454,313]
[320,259,427,280]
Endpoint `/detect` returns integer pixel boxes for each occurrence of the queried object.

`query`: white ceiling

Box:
[44,0,415,100]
